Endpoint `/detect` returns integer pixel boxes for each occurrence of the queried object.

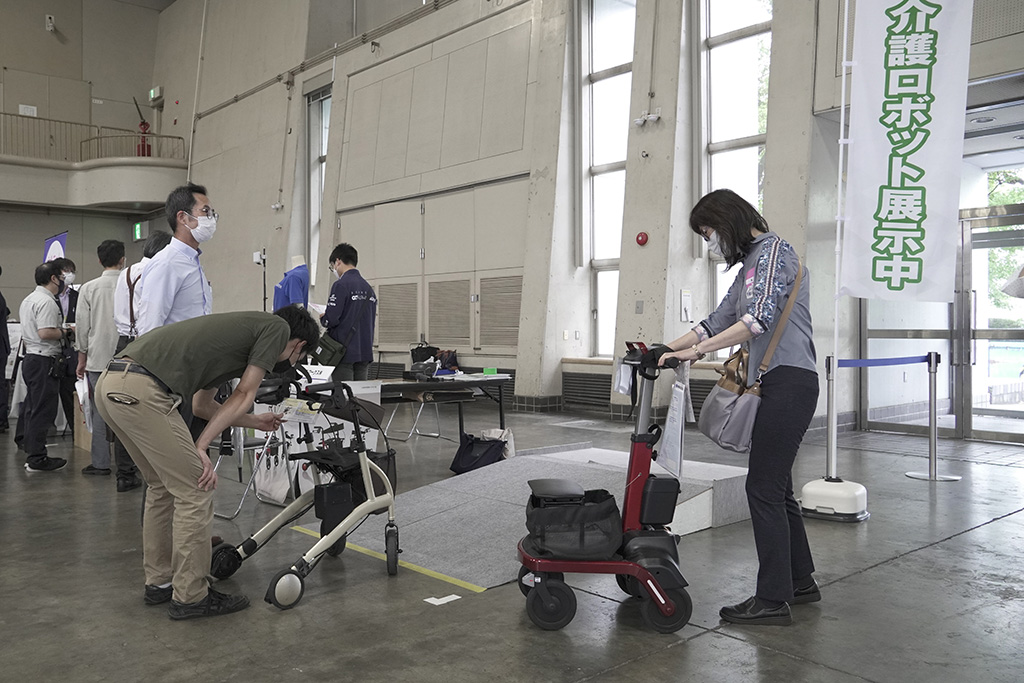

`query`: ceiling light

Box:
[970,116,996,124]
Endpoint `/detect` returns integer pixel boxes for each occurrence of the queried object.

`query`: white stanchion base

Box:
[799,478,870,523]
[906,472,961,482]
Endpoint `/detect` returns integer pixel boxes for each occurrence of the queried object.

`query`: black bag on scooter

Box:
[525,489,623,561]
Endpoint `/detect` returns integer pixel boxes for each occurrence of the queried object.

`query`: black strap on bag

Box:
[125,267,142,337]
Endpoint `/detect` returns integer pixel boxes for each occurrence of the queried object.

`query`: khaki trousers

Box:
[95,366,213,604]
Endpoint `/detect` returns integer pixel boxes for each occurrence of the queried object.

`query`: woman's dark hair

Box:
[273,304,321,350]
[689,189,769,267]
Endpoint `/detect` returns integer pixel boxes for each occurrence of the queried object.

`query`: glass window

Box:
[591,0,637,73]
[710,145,765,210]
[596,270,620,356]
[708,0,771,37]
[591,73,632,166]
[709,33,771,143]
[308,88,331,286]
[593,170,625,260]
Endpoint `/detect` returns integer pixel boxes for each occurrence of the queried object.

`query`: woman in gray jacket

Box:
[658,189,820,626]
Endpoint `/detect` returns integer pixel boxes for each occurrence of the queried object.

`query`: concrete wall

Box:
[0,0,160,129]
[0,208,145,314]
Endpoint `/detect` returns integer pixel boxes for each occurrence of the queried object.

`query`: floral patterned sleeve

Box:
[744,237,793,337]
[694,265,744,341]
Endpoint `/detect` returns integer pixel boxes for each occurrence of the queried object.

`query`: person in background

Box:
[321,243,377,381]
[114,231,172,354]
[52,257,79,435]
[15,262,70,472]
[0,265,10,433]
[655,189,819,626]
[135,183,215,336]
[75,240,142,491]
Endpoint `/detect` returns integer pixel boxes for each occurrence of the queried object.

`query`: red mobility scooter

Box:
[517,344,691,633]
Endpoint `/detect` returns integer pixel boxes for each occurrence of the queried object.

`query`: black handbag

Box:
[449,432,506,474]
[410,341,440,363]
[313,298,367,366]
[524,489,623,560]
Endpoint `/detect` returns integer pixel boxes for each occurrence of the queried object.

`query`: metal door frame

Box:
[860,203,1024,443]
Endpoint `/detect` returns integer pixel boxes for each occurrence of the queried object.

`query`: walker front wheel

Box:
[517,566,565,598]
[385,524,399,576]
[265,569,305,610]
[525,579,576,630]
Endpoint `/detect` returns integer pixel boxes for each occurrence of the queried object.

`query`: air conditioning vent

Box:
[562,372,611,408]
[377,282,418,345]
[428,279,471,347]
[480,275,522,347]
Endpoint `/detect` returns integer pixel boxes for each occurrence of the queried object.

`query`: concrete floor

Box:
[2,401,1023,683]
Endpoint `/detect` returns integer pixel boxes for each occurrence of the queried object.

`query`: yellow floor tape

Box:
[291,526,487,593]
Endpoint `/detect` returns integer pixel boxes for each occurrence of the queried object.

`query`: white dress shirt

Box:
[114,257,150,337]
[136,238,213,335]
[75,269,121,371]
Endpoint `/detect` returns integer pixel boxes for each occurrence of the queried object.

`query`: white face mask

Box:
[189,214,218,243]
[707,232,724,258]
[62,271,75,285]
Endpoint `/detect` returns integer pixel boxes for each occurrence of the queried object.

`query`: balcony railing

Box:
[0,112,185,163]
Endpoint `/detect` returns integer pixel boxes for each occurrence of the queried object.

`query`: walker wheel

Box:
[517,566,564,598]
[210,542,242,579]
[615,573,643,598]
[320,521,347,556]
[525,579,576,630]
[385,525,399,576]
[265,569,305,610]
[640,587,692,633]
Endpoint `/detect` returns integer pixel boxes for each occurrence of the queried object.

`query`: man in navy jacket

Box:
[321,243,377,381]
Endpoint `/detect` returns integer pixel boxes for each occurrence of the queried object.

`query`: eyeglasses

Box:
[187,207,218,220]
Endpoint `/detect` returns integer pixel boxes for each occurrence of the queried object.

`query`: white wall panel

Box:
[474,179,528,271]
[405,56,448,176]
[439,41,487,168]
[373,71,414,184]
[344,82,382,190]
[338,207,377,279]
[373,199,422,278]
[480,23,531,159]
[424,190,475,276]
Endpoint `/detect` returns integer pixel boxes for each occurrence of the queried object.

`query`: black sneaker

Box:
[145,584,173,605]
[24,457,68,472]
[82,465,112,476]
[167,587,250,620]
[117,474,143,492]
[791,581,821,605]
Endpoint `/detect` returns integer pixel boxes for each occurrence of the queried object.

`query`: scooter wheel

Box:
[320,521,347,556]
[615,573,643,599]
[265,569,305,610]
[525,579,576,630]
[385,525,399,576]
[517,566,565,598]
[210,542,242,579]
[640,587,692,633]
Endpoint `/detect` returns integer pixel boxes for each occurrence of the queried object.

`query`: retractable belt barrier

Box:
[830,352,960,483]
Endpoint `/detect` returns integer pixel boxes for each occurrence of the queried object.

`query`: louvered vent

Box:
[428,279,471,347]
[480,275,522,347]
[377,282,418,345]
[690,379,716,422]
[562,372,612,408]
[369,362,405,380]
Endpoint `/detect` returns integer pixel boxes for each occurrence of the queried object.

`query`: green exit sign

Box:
[133,222,143,240]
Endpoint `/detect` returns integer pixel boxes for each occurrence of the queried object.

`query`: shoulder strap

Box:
[757,256,802,377]
[126,267,142,337]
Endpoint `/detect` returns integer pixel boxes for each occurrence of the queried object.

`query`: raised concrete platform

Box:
[529,447,749,535]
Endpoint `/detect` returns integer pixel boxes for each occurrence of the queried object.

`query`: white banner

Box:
[840,0,973,302]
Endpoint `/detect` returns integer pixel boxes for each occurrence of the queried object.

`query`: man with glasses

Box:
[136,183,216,336]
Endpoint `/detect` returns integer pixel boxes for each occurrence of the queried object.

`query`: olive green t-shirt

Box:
[117,311,290,397]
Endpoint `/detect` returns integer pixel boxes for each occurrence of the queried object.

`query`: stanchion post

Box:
[907,352,961,482]
[826,355,838,480]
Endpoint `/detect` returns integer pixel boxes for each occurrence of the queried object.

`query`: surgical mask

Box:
[707,232,724,259]
[189,214,218,243]
[62,271,75,285]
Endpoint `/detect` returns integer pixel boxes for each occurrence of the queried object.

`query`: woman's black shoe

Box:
[720,596,792,626]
